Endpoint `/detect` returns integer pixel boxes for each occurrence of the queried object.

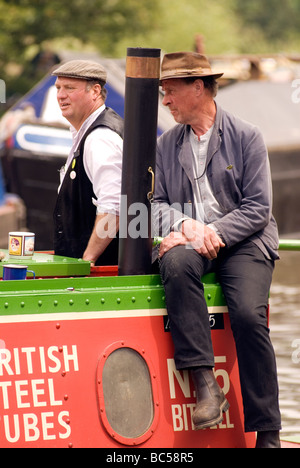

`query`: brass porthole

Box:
[97,342,159,446]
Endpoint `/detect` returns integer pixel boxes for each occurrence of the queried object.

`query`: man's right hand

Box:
[159,231,190,259]
[181,219,225,260]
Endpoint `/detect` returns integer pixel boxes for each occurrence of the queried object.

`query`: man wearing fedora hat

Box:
[52,60,123,266]
[154,52,281,447]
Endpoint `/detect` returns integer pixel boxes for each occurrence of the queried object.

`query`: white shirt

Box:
[59,105,123,216]
[173,126,223,233]
[189,126,223,225]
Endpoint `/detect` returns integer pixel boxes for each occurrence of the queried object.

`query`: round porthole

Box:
[97,342,159,446]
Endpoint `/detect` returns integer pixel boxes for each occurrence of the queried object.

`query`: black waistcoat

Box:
[53,107,124,265]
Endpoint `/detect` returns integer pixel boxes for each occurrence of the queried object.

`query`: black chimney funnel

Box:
[118,48,161,276]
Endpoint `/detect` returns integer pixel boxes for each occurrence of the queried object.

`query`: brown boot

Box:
[255,431,281,448]
[191,367,230,430]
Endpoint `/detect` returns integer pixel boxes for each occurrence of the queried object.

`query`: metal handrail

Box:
[153,237,300,252]
[278,240,300,251]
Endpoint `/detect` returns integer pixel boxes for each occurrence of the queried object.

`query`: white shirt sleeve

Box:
[83,127,123,216]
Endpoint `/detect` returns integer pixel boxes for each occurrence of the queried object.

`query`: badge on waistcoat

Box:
[70,159,77,180]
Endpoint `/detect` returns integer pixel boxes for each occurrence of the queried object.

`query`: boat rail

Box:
[153,237,300,252]
[278,239,300,251]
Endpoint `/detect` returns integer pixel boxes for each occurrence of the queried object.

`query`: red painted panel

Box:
[0,312,255,448]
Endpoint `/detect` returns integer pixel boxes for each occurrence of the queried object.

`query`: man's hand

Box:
[158,220,225,260]
[159,232,189,259]
[182,219,225,260]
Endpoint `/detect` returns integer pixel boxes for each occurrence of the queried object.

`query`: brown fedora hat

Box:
[160,52,224,82]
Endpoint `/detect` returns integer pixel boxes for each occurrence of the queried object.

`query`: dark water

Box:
[270,250,300,440]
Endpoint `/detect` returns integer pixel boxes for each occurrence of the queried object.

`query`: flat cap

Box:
[52,60,107,83]
[160,52,223,82]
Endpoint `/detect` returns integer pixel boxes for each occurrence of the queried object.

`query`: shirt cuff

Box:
[92,198,119,216]
[172,217,191,232]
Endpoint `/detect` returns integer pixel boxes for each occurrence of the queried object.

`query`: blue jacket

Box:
[153,103,279,260]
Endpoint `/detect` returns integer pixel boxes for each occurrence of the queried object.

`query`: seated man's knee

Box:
[160,246,205,283]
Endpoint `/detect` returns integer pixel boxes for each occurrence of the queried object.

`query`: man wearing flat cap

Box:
[154,52,281,447]
[52,60,123,266]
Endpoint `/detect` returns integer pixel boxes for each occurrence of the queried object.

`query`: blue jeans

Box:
[159,240,281,432]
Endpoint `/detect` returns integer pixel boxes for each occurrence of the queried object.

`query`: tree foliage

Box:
[0,0,160,56]
[125,0,300,56]
[234,0,300,44]
[0,0,160,95]
[1,0,300,100]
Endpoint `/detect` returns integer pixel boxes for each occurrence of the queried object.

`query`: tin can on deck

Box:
[8,231,35,259]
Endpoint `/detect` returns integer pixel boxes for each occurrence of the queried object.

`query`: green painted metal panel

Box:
[0,273,226,317]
